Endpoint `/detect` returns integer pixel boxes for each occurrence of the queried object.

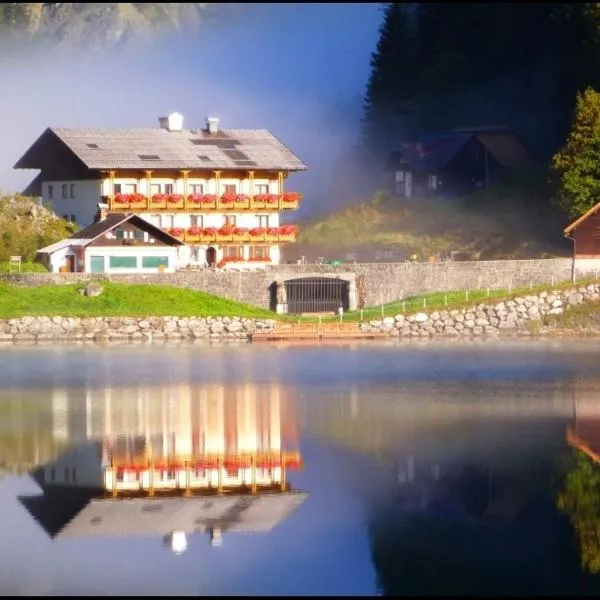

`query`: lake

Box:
[1,339,600,596]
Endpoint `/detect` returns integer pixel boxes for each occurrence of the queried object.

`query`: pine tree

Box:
[551,87,600,218]
[361,3,418,158]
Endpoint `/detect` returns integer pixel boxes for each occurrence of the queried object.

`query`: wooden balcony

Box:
[105,193,301,213]
[168,227,297,244]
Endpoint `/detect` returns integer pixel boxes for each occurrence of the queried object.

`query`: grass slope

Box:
[0,282,274,319]
[288,177,571,262]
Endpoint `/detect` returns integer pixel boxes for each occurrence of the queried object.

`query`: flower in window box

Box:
[253,194,268,203]
[218,225,235,236]
[201,194,218,205]
[167,194,184,204]
[220,193,236,204]
[151,194,168,204]
[233,227,249,240]
[188,194,203,205]
[202,227,217,237]
[187,226,201,236]
[279,225,298,236]
[169,227,184,237]
[249,227,266,237]
[234,194,249,204]
[114,193,129,204]
[265,194,279,205]
[282,192,302,203]
[266,227,279,236]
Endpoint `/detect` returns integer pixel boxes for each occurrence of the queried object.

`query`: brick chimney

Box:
[95,202,109,222]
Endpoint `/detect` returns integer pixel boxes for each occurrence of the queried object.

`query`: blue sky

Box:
[0,3,383,216]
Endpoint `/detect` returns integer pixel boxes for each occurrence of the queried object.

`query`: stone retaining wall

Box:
[0,258,585,310]
[0,283,598,344]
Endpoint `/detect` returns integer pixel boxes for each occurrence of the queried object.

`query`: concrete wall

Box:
[2,258,592,310]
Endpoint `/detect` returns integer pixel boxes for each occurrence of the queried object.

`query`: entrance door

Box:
[64,255,75,273]
[206,247,217,268]
[90,256,105,273]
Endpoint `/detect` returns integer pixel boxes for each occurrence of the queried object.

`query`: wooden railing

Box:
[105,196,299,212]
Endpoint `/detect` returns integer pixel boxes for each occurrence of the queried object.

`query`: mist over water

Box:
[0,4,383,219]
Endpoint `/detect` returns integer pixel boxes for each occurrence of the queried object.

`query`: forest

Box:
[361,3,600,167]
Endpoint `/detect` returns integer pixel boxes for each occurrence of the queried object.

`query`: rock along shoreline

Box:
[0,283,599,345]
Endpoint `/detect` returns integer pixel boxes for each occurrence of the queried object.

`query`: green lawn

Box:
[0,261,47,274]
[0,281,276,319]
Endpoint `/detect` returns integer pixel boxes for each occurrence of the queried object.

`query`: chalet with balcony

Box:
[14,112,307,272]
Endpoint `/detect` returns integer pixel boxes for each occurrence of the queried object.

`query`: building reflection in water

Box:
[566,392,600,463]
[18,381,307,553]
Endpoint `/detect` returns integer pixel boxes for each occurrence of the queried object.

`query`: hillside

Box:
[0,3,223,50]
[285,181,572,263]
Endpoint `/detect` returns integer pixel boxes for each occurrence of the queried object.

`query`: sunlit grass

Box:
[0,281,276,319]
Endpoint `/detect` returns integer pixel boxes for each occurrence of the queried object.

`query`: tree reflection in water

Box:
[557,450,600,575]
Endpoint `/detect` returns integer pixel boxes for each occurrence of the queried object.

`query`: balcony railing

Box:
[105,192,302,212]
[168,226,298,244]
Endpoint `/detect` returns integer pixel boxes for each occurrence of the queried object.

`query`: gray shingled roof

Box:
[46,127,308,171]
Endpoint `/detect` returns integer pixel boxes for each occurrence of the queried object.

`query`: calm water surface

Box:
[1,340,600,596]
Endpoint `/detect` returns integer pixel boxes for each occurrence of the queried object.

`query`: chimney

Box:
[158,112,184,132]
[206,117,220,135]
[96,202,108,222]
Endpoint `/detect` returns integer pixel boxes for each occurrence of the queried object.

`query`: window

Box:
[223,246,243,259]
[70,214,76,224]
[190,247,200,262]
[123,183,138,194]
[48,184,53,199]
[249,246,269,260]
[86,143,99,149]
[189,184,204,195]
[255,184,269,195]
[427,175,438,191]
[150,183,162,195]
[69,183,75,198]
[134,229,145,241]
[257,215,269,228]
[114,183,122,194]
[222,184,236,195]
[190,215,203,227]
[62,184,68,198]
[160,215,174,229]
[138,154,160,161]
[109,256,138,269]
[224,215,236,227]
[141,256,169,268]
[165,183,173,195]
[395,170,404,183]
[114,228,125,240]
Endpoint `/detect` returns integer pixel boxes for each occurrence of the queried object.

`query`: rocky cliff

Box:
[0,3,223,50]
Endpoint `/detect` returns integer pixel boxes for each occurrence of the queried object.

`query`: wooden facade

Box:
[564,206,600,258]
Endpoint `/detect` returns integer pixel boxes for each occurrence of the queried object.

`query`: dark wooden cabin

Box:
[386,126,537,198]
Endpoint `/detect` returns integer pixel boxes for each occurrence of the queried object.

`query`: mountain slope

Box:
[0,3,223,50]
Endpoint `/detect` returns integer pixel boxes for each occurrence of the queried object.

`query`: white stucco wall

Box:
[101,176,281,197]
[44,245,81,273]
[44,180,102,228]
[139,212,279,230]
[84,245,180,273]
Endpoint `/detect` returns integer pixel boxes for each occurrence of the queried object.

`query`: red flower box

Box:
[169,227,184,237]
[187,226,201,236]
[151,194,168,204]
[218,225,235,236]
[249,227,266,237]
[114,193,145,205]
[201,195,218,205]
[279,225,298,236]
[233,227,249,235]
[254,194,279,205]
[282,192,303,203]
[220,193,236,204]
[235,194,249,203]
[167,194,184,204]
[267,227,279,236]
[187,194,203,204]
[202,227,217,236]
